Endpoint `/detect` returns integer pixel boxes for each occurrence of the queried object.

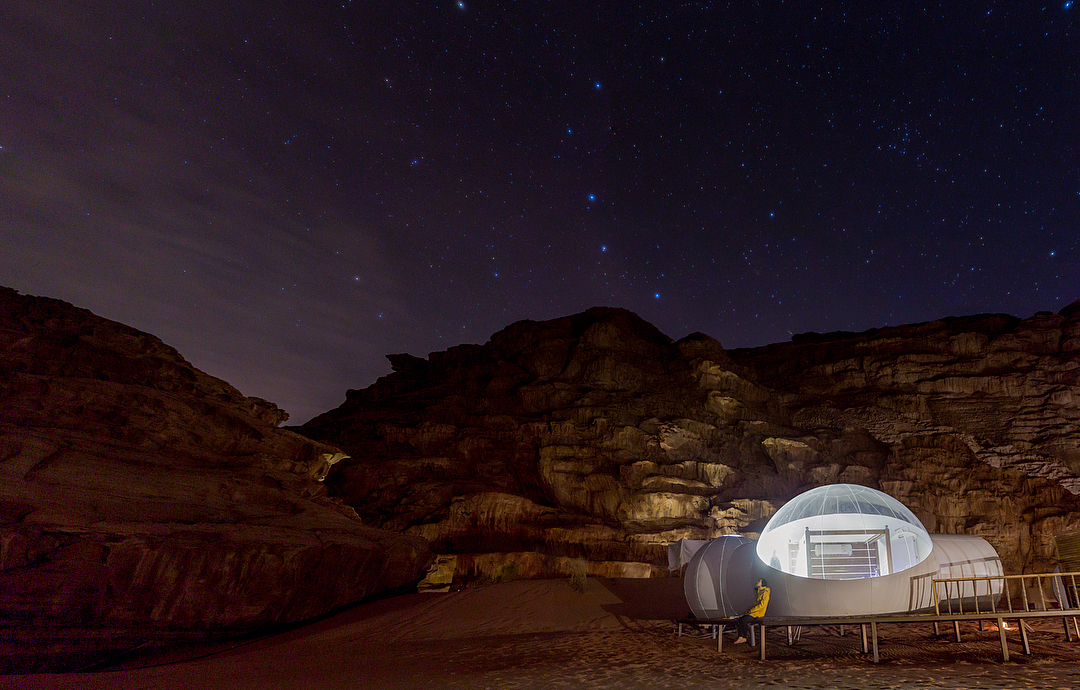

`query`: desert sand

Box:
[4,577,1080,690]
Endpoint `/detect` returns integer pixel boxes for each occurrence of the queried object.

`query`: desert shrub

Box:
[493,562,519,583]
[569,558,589,593]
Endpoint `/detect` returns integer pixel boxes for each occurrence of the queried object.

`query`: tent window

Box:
[801,528,891,580]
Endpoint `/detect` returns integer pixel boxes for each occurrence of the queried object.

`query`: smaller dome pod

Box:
[684,535,754,618]
[756,483,934,581]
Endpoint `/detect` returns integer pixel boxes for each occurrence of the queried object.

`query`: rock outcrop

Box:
[728,304,1080,574]
[301,304,1080,583]
[0,287,432,673]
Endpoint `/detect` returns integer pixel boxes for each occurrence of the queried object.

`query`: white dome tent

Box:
[685,484,1004,617]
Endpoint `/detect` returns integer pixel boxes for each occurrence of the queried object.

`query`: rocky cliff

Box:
[301,304,1080,583]
[0,287,432,673]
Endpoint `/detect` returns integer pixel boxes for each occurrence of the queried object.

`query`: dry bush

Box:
[569,558,588,593]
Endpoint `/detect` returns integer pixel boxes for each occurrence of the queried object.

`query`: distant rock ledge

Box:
[0,287,432,673]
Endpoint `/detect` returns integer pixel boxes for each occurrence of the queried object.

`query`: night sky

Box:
[3,2,1078,423]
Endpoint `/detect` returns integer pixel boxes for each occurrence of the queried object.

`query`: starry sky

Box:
[2,1,1078,423]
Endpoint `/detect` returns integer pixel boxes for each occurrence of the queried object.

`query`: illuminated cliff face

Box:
[756,484,934,581]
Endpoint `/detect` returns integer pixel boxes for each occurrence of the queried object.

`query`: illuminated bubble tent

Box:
[756,483,934,581]
[683,484,1004,617]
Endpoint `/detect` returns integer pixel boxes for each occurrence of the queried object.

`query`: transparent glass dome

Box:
[756,484,933,580]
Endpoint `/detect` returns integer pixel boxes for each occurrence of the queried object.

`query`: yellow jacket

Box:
[749,585,770,618]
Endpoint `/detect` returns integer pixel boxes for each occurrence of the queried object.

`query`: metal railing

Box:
[932,571,1080,615]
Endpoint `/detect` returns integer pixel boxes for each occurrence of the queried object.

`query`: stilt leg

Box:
[760,624,766,661]
[954,620,962,643]
[871,621,879,664]
[1019,618,1030,655]
[861,624,868,654]
[997,616,1009,662]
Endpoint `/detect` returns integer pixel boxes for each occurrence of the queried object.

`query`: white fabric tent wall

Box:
[761,548,940,616]
[667,538,711,571]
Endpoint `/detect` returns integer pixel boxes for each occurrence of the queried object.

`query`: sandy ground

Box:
[4,577,1080,690]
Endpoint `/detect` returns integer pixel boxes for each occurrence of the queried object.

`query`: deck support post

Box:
[997,616,1009,662]
[860,624,868,654]
[870,621,879,663]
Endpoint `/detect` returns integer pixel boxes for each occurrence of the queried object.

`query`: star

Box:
[4,1,1073,424]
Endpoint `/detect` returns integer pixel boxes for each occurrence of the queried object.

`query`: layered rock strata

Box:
[0,287,432,673]
[302,304,1080,582]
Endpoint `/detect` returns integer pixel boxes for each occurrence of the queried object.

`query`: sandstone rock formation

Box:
[0,287,432,673]
[301,304,1080,584]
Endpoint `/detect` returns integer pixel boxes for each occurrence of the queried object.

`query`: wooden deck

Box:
[677,609,1080,662]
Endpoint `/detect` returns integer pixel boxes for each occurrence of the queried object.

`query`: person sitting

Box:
[733,578,770,645]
